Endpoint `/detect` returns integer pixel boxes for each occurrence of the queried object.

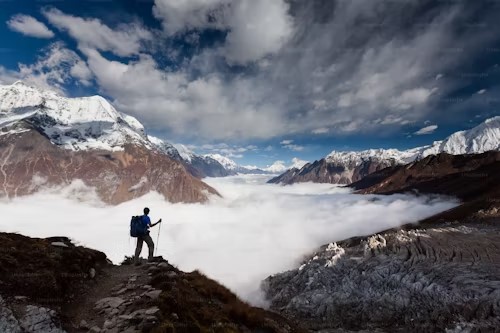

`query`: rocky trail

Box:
[0,233,307,333]
[63,260,167,332]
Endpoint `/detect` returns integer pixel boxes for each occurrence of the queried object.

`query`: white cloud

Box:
[153,0,293,64]
[391,88,436,110]
[279,139,304,151]
[5,42,93,94]
[477,89,486,95]
[7,14,54,38]
[290,157,308,169]
[223,0,293,64]
[153,0,229,34]
[43,8,152,57]
[414,124,438,135]
[0,66,21,85]
[0,175,457,305]
[284,144,304,152]
[81,48,287,140]
[312,127,329,134]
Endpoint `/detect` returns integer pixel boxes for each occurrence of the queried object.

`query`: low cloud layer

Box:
[0,175,457,306]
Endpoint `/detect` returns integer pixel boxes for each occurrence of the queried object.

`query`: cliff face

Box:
[0,125,218,204]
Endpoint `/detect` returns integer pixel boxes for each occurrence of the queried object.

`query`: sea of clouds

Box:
[0,175,458,306]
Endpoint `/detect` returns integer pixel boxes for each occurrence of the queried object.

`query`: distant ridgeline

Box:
[269,116,500,185]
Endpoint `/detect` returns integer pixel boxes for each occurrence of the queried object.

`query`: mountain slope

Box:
[264,152,500,332]
[148,140,237,178]
[0,82,218,204]
[269,117,500,185]
[0,232,307,333]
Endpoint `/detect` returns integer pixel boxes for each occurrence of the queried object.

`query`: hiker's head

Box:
[143,207,150,215]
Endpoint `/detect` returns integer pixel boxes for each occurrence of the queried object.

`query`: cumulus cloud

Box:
[81,47,287,140]
[3,42,93,93]
[7,14,54,38]
[0,175,457,305]
[43,8,152,57]
[414,124,438,135]
[223,0,293,64]
[153,0,293,64]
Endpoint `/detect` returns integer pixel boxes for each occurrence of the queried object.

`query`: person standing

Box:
[134,207,162,265]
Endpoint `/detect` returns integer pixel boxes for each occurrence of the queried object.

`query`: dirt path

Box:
[63,261,158,333]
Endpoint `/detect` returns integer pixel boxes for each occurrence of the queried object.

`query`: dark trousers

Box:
[134,233,154,262]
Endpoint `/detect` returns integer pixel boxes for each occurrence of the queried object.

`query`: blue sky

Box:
[1,0,499,168]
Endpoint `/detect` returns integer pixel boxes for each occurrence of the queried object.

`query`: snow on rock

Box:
[0,81,150,151]
[148,135,182,160]
[325,117,500,166]
[204,154,239,171]
[173,144,196,163]
[326,148,419,166]
[264,161,288,173]
[417,116,500,158]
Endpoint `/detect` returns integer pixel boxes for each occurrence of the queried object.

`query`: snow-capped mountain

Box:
[0,81,149,151]
[269,117,500,185]
[205,154,239,171]
[146,139,236,178]
[416,116,500,158]
[204,153,269,174]
[0,81,218,203]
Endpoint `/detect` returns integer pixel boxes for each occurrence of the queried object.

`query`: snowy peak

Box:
[0,81,149,151]
[203,154,238,170]
[326,148,419,166]
[325,117,500,166]
[417,116,500,158]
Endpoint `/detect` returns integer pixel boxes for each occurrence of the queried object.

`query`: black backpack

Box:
[130,216,146,237]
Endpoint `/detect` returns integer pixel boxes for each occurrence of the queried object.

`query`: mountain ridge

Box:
[0,81,219,204]
[269,116,500,185]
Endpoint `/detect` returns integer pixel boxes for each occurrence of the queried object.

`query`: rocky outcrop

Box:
[263,222,500,332]
[0,125,219,204]
[0,232,307,333]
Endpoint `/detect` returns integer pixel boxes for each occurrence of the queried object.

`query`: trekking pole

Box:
[155,221,161,257]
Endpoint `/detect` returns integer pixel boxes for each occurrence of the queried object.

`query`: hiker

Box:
[134,207,162,264]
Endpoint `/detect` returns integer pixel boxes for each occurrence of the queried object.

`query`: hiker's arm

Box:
[151,219,162,228]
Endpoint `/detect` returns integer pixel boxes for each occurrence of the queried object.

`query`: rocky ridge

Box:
[0,232,306,333]
[269,117,500,185]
